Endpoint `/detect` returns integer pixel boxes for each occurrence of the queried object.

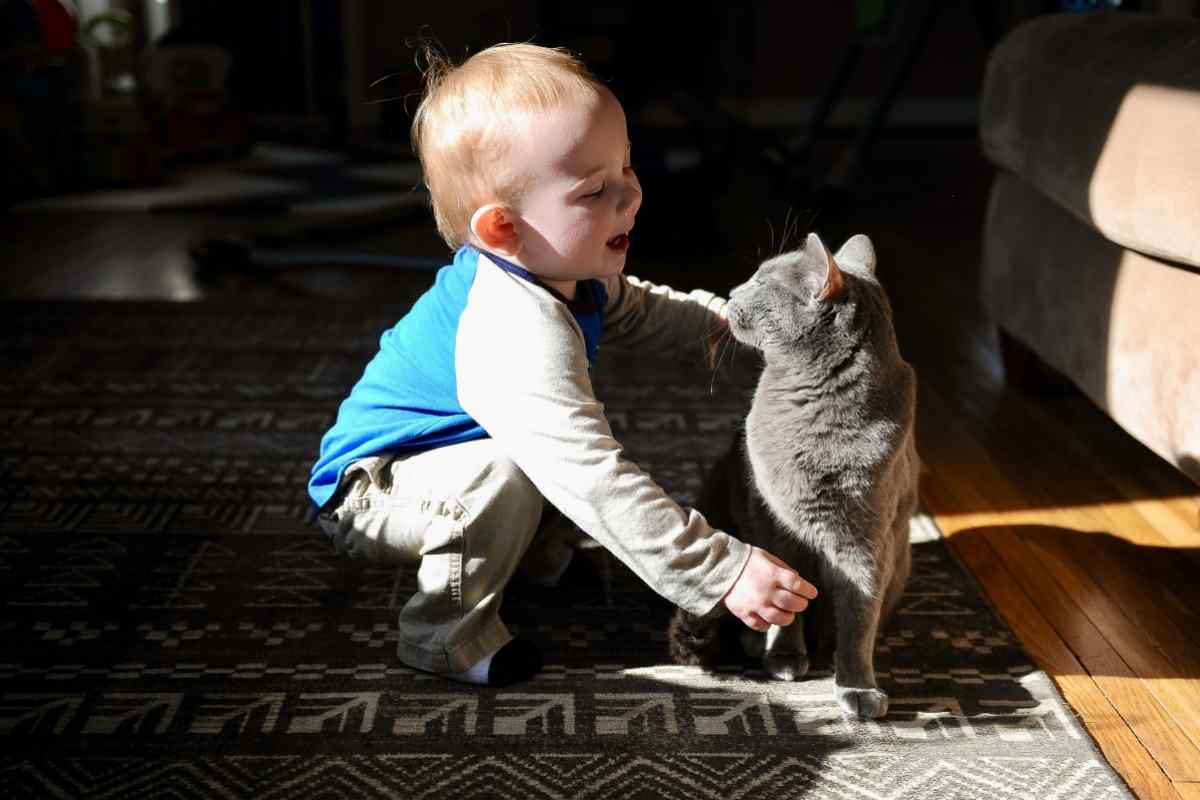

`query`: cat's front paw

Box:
[835,686,888,720]
[763,652,810,681]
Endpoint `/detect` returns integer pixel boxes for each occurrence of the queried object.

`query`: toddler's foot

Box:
[447,638,543,687]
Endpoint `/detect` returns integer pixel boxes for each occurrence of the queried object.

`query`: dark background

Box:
[2,0,1192,298]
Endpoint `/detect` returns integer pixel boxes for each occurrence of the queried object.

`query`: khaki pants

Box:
[317,439,574,674]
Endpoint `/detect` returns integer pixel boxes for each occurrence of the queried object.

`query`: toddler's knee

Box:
[488,456,537,496]
[461,455,543,534]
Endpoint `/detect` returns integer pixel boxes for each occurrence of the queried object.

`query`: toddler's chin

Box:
[604,243,629,264]
[601,253,627,277]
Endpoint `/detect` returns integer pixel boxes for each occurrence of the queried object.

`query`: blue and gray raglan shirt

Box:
[308,245,752,616]
[309,245,606,509]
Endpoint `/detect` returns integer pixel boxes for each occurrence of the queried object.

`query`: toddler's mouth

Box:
[606,233,630,252]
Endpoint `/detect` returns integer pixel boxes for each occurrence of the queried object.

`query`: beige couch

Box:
[979,11,1200,485]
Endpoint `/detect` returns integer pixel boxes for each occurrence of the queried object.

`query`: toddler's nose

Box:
[618,173,642,218]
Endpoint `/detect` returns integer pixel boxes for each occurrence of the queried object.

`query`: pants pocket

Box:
[319,456,455,565]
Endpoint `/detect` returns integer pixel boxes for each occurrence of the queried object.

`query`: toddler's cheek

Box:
[560,219,600,252]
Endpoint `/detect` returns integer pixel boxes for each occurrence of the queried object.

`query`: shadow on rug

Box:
[0,302,1131,799]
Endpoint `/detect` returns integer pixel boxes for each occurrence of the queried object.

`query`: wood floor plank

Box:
[1004,392,1200,556]
[1023,392,1200,530]
[1174,783,1200,800]
[965,411,1197,566]
[917,381,1200,692]
[1040,504,1200,652]
[918,381,1200,786]
[924,485,1200,780]
[947,525,1180,800]
[922,481,1200,782]
[921,337,1197,518]
[1018,530,1200,752]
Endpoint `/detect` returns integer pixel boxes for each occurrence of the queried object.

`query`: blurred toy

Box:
[1,0,88,200]
[77,8,161,186]
[142,38,250,161]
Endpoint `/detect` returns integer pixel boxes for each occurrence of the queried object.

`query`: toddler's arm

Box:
[458,268,749,616]
[601,274,727,364]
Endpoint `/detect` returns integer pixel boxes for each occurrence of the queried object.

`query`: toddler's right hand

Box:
[722,547,818,631]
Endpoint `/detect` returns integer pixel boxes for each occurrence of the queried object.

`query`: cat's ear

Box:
[807,232,845,302]
[835,234,876,275]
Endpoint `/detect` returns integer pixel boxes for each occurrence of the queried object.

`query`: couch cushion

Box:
[981,12,1200,269]
[982,172,1200,485]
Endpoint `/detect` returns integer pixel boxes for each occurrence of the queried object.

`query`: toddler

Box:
[309,42,816,686]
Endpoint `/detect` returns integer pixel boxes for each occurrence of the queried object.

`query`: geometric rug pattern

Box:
[0,301,1133,798]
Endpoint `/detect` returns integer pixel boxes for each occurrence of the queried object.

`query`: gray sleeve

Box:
[457,266,751,615]
[601,274,728,362]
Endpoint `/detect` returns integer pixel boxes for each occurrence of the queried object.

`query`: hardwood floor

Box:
[876,196,1200,796]
[919,382,1200,799]
[2,134,1197,798]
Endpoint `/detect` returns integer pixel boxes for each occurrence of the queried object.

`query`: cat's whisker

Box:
[780,207,796,255]
[709,328,735,395]
[707,334,724,394]
[724,333,738,380]
[789,209,806,253]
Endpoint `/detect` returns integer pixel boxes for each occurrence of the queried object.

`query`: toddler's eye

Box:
[584,183,605,198]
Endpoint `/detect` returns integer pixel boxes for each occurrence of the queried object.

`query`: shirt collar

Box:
[469,246,598,315]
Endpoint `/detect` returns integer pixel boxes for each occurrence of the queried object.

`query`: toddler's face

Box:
[507,89,642,288]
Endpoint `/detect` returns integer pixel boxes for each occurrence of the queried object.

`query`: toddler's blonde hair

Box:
[410,42,606,250]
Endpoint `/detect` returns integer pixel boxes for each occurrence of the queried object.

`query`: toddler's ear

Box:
[470,204,521,256]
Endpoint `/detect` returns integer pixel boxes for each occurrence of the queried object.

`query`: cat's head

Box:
[724,232,884,359]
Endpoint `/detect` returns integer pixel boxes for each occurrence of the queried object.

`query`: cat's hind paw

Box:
[835,686,888,720]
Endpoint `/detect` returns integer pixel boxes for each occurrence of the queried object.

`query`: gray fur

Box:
[669,232,918,720]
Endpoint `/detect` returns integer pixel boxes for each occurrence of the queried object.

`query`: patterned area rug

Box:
[0,301,1132,799]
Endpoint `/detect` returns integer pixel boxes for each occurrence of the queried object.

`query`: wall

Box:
[342,0,994,140]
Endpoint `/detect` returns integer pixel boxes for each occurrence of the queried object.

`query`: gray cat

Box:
[670,232,918,720]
